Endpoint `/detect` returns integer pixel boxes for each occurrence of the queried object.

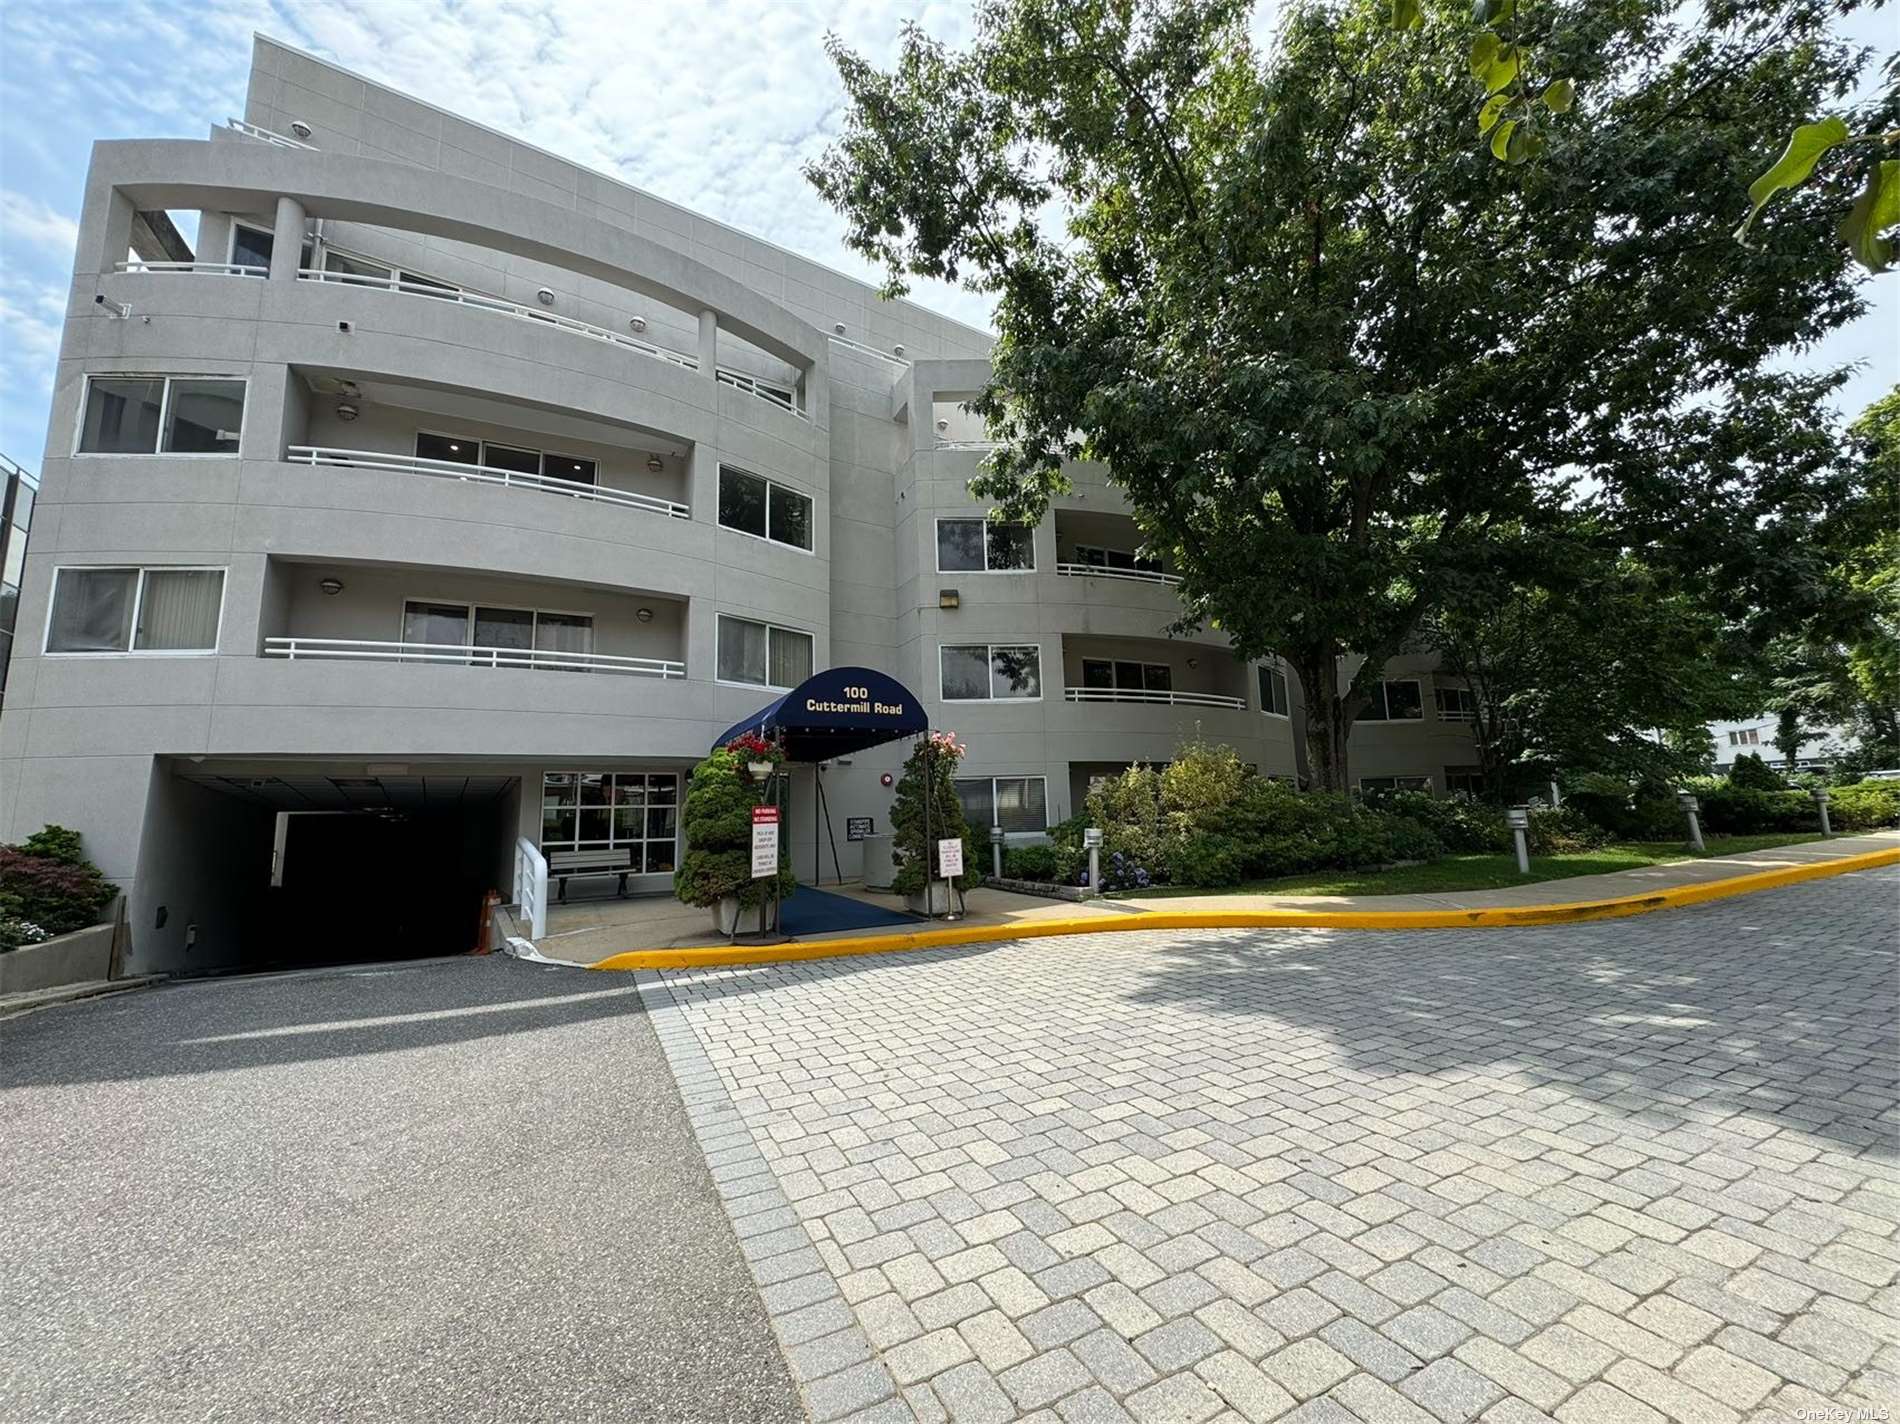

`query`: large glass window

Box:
[412,432,598,487]
[415,432,480,466]
[1081,658,1170,694]
[402,600,593,668]
[940,644,1042,701]
[1074,543,1164,574]
[541,772,679,872]
[46,566,223,653]
[1356,678,1424,722]
[717,615,812,688]
[323,250,393,284]
[956,776,1050,833]
[936,518,1035,572]
[1435,686,1478,721]
[77,376,243,455]
[1259,666,1290,717]
[719,466,811,550]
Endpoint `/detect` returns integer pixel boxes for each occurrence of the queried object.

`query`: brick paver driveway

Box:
[644,867,1899,1424]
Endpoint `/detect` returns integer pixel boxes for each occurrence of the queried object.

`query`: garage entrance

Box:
[136,763,520,975]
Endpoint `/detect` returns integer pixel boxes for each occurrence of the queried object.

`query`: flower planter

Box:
[905,879,958,916]
[0,921,115,995]
[747,760,776,781]
[711,896,770,936]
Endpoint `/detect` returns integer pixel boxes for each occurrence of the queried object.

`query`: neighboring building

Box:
[1710,718,1856,775]
[0,37,1476,974]
[0,454,36,711]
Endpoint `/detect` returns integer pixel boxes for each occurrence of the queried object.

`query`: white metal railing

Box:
[1064,686,1246,710]
[263,637,686,678]
[715,366,807,420]
[1055,561,1183,587]
[295,267,701,371]
[934,439,1003,451]
[116,260,266,278]
[1437,706,1477,723]
[828,332,911,366]
[514,837,548,939]
[285,445,690,519]
[226,117,317,150]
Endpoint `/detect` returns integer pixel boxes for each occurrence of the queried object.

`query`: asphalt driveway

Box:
[646,867,1900,1423]
[0,956,803,1424]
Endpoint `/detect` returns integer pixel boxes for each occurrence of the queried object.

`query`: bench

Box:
[548,847,634,902]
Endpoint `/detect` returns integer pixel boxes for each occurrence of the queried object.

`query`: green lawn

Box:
[1113,832,1827,899]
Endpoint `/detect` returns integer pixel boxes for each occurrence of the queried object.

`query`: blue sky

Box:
[0,0,1891,467]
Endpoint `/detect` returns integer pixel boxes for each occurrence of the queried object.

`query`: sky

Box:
[0,0,1891,468]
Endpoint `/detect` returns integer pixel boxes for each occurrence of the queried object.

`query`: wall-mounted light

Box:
[635,607,654,623]
[535,287,555,305]
[1186,657,1199,670]
[880,772,894,787]
[938,589,960,610]
[935,419,949,433]
[893,344,905,357]
[628,316,647,332]
[319,577,345,596]
[334,402,359,422]
[646,455,664,472]
[289,119,313,139]
[833,322,847,335]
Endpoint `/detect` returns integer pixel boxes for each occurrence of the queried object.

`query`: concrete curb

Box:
[589,846,1900,972]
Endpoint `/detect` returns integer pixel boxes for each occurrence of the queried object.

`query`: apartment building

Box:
[0,37,1477,974]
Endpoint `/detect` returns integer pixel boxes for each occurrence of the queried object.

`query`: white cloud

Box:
[0,190,79,263]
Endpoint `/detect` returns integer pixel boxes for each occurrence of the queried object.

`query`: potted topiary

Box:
[889,731,976,915]
[672,744,794,934]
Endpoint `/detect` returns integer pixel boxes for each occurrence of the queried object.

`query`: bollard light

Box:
[1506,806,1531,874]
[1678,790,1706,853]
[1812,786,1833,837]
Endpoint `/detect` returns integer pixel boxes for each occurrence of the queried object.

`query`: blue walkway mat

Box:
[777,884,922,936]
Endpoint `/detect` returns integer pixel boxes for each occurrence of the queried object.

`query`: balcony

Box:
[225,117,316,151]
[286,446,690,521]
[1063,686,1244,711]
[1054,561,1182,588]
[262,636,683,678]
[116,259,265,278]
[1062,636,1251,715]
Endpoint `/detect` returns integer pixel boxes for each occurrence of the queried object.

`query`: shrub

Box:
[890,732,976,896]
[672,747,794,910]
[1726,752,1786,791]
[1691,782,1814,836]
[1082,764,1170,878]
[0,913,49,952]
[1526,806,1608,854]
[1002,844,1062,882]
[1826,780,1900,831]
[0,829,115,940]
[1158,740,1250,821]
[1376,790,1510,854]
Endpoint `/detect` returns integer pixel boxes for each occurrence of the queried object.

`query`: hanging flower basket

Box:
[725,731,784,781]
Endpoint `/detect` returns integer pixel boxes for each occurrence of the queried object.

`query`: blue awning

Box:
[715,666,927,762]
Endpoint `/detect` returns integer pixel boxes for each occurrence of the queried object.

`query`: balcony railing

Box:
[285,445,691,519]
[1064,686,1245,710]
[715,367,806,420]
[1054,561,1183,587]
[226,118,317,150]
[934,439,1003,451]
[295,266,700,369]
[263,637,686,678]
[115,260,265,278]
[828,332,911,367]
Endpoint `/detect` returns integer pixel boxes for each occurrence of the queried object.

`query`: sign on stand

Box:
[937,837,964,879]
[751,805,780,878]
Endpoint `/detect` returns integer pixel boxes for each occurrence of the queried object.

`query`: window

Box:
[936,518,1035,572]
[1727,728,1760,747]
[323,247,461,298]
[1259,666,1290,717]
[1435,686,1478,722]
[940,644,1042,701]
[1444,768,1485,798]
[1360,775,1432,793]
[541,772,679,873]
[1081,658,1171,694]
[77,375,244,455]
[718,466,812,550]
[1074,543,1164,575]
[716,615,812,688]
[46,566,224,654]
[400,599,594,668]
[955,776,1050,833]
[228,223,311,274]
[413,433,598,486]
[1355,678,1424,722]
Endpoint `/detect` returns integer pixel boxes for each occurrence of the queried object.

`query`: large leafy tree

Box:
[808,0,1881,789]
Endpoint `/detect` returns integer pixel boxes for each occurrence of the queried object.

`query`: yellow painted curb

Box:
[589,846,1900,972]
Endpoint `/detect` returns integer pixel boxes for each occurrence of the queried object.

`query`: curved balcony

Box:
[285,446,690,520]
[263,636,685,678]
[1054,561,1183,588]
[1063,687,1245,711]
[117,259,265,278]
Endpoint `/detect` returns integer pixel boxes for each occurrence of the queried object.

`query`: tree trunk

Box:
[1293,655,1354,793]
[1775,706,1801,769]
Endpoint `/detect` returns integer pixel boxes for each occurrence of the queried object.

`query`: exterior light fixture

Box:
[635,607,654,623]
[833,322,847,335]
[1186,657,1199,670]
[535,287,555,305]
[935,419,948,433]
[646,455,664,472]
[893,344,905,357]
[318,577,344,595]
[628,316,647,332]
[335,402,359,422]
[938,589,960,610]
[289,119,313,139]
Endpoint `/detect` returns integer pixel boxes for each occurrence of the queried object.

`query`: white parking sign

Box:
[937,837,964,878]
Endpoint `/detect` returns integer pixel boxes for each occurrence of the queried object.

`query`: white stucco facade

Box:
[0,37,1476,973]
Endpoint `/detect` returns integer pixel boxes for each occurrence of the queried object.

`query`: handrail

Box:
[285,445,691,519]
[827,332,911,367]
[295,267,701,371]
[715,366,807,420]
[1064,686,1246,710]
[934,439,1003,451]
[1054,561,1183,587]
[115,260,265,278]
[226,118,317,150]
[263,636,686,678]
[514,837,548,939]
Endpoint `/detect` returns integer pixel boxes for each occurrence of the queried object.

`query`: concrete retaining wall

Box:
[0,923,116,994]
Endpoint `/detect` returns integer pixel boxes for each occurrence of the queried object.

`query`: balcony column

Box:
[268,196,306,281]
[697,309,718,382]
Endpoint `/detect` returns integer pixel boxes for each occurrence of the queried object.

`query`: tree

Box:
[808,0,1878,789]
[889,732,977,897]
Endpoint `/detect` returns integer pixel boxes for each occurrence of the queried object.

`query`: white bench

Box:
[548,847,634,901]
